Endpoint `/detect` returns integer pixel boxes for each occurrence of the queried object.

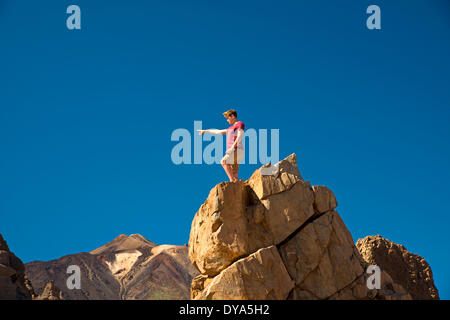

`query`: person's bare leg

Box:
[232,164,239,182]
[225,164,235,181]
[221,160,234,181]
[229,151,239,182]
[228,164,238,182]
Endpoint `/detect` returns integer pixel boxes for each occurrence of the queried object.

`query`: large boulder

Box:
[311,185,338,214]
[356,235,439,300]
[246,153,303,200]
[188,181,257,276]
[191,246,294,300]
[188,153,316,277]
[188,153,439,300]
[278,210,364,299]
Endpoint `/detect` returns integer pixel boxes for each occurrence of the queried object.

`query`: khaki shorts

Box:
[222,148,244,165]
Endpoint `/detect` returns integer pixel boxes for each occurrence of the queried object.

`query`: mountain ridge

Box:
[24,233,198,300]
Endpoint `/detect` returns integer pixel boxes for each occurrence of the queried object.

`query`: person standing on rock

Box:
[197,109,245,182]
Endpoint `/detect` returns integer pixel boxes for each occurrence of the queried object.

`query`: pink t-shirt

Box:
[226,121,245,149]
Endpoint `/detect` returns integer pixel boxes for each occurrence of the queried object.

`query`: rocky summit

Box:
[188,153,440,300]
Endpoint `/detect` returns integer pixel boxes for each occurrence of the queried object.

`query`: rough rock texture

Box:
[311,185,337,214]
[246,153,303,200]
[25,234,199,300]
[35,281,63,300]
[356,235,439,300]
[188,154,439,300]
[278,210,364,300]
[327,269,412,300]
[0,233,35,300]
[192,246,294,300]
[188,154,315,277]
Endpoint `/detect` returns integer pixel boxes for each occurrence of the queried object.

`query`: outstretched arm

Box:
[197,129,227,135]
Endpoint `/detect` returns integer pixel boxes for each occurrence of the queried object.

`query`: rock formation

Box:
[188,154,439,300]
[356,235,439,300]
[0,233,35,300]
[35,281,63,300]
[25,234,199,300]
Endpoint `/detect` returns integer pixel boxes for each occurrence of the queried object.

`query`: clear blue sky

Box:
[1,1,449,299]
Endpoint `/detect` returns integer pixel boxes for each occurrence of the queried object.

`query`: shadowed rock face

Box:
[0,234,35,300]
[25,234,199,300]
[188,153,440,300]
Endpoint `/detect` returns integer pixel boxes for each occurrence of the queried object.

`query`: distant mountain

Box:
[25,234,199,300]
